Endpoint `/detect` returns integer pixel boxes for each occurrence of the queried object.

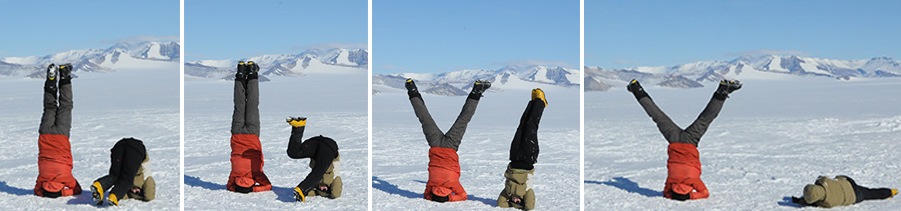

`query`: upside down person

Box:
[34,63,82,198]
[405,78,491,202]
[627,79,742,201]
[226,61,272,193]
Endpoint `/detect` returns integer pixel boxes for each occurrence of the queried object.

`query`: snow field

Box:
[0,68,180,210]
[584,78,901,210]
[373,86,580,210]
[184,73,369,210]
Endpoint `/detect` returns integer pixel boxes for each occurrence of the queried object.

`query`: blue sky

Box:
[0,1,179,57]
[586,0,901,68]
[373,1,579,74]
[185,0,367,61]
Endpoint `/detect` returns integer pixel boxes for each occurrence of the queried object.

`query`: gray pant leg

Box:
[39,82,57,134]
[442,98,480,150]
[682,98,725,145]
[54,83,73,137]
[231,80,246,135]
[637,97,684,144]
[410,97,446,148]
[245,79,260,136]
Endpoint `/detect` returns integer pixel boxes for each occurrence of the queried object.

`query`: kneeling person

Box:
[286,117,341,202]
[91,138,155,206]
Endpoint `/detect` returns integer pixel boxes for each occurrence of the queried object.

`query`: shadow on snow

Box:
[184,175,226,191]
[375,177,495,206]
[0,181,32,196]
[585,177,662,197]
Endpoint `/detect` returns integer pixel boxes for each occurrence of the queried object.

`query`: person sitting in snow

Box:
[286,117,342,202]
[90,138,155,206]
[627,79,742,201]
[405,78,491,203]
[34,63,83,198]
[226,61,272,193]
[497,88,546,210]
[792,175,897,208]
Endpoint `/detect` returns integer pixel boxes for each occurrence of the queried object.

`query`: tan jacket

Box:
[306,155,342,198]
[124,154,155,201]
[814,176,856,208]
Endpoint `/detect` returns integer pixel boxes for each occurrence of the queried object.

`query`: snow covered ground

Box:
[183,73,368,210]
[372,85,581,210]
[585,78,901,210]
[0,67,180,210]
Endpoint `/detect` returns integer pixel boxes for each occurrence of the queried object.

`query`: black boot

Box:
[626,79,649,100]
[44,64,58,93]
[468,80,491,100]
[235,61,248,82]
[58,63,72,86]
[247,61,259,80]
[405,78,421,99]
[713,79,742,100]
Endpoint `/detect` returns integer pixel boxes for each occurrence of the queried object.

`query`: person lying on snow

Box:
[405,78,491,203]
[226,61,272,193]
[792,175,897,208]
[497,88,546,210]
[90,138,155,206]
[34,63,82,198]
[627,79,742,201]
[286,117,342,202]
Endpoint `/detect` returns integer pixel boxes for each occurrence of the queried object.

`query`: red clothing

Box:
[662,143,709,200]
[423,147,467,202]
[227,134,271,192]
[35,134,82,197]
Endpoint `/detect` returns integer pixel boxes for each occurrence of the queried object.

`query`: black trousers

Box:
[286,126,339,192]
[845,176,894,203]
[509,99,545,170]
[95,138,146,200]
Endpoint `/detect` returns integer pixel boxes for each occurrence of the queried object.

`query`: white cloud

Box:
[99,35,179,45]
[291,42,368,51]
[491,59,576,68]
[726,49,808,57]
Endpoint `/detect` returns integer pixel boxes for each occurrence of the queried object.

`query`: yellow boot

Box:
[531,88,547,107]
[109,193,119,206]
[90,181,104,206]
[286,117,307,127]
[294,187,306,202]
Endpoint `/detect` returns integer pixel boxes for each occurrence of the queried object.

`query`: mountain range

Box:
[185,48,367,81]
[585,55,901,91]
[373,65,580,96]
[0,41,180,79]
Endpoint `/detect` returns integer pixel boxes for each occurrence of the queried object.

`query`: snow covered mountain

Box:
[184,48,367,81]
[373,65,580,96]
[0,41,180,79]
[585,55,901,91]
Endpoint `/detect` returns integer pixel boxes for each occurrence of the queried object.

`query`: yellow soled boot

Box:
[287,117,307,127]
[109,193,119,206]
[531,88,547,107]
[294,187,306,202]
[90,181,104,206]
